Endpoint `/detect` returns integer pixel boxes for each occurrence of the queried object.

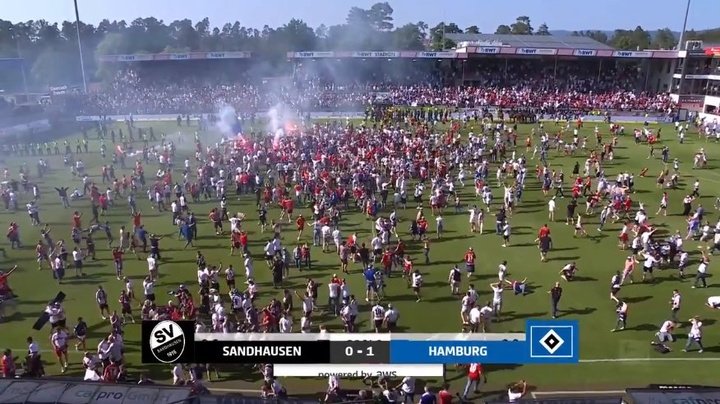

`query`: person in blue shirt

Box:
[363,266,378,302]
[505,278,529,296]
[419,386,437,404]
[135,226,148,252]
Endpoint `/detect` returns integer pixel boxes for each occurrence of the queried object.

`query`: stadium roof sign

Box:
[286,49,680,59]
[99,51,251,62]
[287,51,468,59]
[446,33,616,50]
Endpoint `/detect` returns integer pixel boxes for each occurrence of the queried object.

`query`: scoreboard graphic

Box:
[142,320,578,376]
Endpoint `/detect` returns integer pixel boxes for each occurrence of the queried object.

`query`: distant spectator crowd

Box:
[60,59,676,116]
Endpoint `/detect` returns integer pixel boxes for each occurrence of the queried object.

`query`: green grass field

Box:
[2,118,720,398]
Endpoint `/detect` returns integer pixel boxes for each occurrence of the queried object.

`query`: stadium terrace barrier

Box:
[699,112,720,122]
[75,112,670,124]
[0,379,193,404]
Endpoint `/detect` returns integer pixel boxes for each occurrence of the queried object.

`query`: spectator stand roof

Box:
[446,33,615,50]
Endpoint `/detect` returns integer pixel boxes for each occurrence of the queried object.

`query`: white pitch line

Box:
[208,387,261,394]
[533,390,626,396]
[580,357,720,362]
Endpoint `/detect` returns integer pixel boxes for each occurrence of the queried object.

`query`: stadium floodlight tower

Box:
[73,0,88,93]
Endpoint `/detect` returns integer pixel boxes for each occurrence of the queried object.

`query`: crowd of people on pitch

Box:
[61,59,676,116]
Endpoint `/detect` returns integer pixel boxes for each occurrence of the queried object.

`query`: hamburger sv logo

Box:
[149,320,185,363]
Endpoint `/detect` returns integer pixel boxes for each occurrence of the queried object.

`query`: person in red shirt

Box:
[295,215,306,241]
[230,231,243,256]
[537,224,551,239]
[102,360,120,383]
[1,349,16,378]
[438,384,453,404]
[132,212,142,232]
[381,249,393,276]
[462,363,487,400]
[282,198,295,223]
[464,248,476,278]
[112,248,124,280]
[72,211,82,228]
[0,265,17,297]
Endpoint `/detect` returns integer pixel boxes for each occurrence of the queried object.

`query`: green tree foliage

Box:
[536,23,551,36]
[495,25,511,35]
[571,30,609,44]
[511,16,533,35]
[0,6,718,90]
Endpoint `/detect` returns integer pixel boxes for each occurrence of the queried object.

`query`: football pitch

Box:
[1,118,719,397]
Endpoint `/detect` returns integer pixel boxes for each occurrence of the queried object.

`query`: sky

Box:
[1,0,716,33]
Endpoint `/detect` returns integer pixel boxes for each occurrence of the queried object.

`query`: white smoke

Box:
[266,104,300,149]
[216,104,240,136]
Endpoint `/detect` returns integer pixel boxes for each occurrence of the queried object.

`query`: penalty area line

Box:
[532,390,626,398]
[579,357,720,363]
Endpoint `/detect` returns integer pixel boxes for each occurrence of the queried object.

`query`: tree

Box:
[608,26,650,50]
[574,30,609,44]
[651,28,676,49]
[429,22,460,50]
[465,25,480,34]
[510,16,533,35]
[536,23,550,36]
[394,23,424,50]
[367,2,394,31]
[495,25,511,35]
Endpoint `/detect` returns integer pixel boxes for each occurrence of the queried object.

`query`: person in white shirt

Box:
[243,254,254,279]
[707,296,720,309]
[449,265,462,295]
[490,282,504,320]
[411,270,423,302]
[479,303,493,332]
[497,261,508,282]
[383,303,399,332]
[436,215,444,239]
[51,327,70,372]
[395,376,416,403]
[147,255,158,280]
[693,250,709,288]
[278,313,293,333]
[548,197,556,221]
[655,320,676,343]
[172,363,185,385]
[324,375,340,402]
[669,290,681,322]
[300,314,311,333]
[143,276,156,303]
[642,252,657,282]
[468,305,482,333]
[72,247,85,277]
[684,316,704,353]
[328,281,340,316]
[508,380,527,403]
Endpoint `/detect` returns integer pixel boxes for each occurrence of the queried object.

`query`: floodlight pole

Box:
[677,0,691,50]
[676,0,691,98]
[15,38,29,96]
[74,0,88,93]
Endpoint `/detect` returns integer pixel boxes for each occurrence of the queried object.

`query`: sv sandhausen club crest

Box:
[149,320,186,363]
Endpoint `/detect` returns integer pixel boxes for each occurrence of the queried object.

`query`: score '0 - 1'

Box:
[345,345,375,357]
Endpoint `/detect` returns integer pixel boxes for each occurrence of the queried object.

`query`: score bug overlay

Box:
[142,320,195,364]
[142,323,576,365]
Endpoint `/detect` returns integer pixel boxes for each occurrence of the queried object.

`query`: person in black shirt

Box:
[566,199,577,225]
[54,187,70,208]
[548,282,562,318]
[272,259,284,288]
[74,317,88,351]
[495,210,506,235]
[358,243,370,268]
